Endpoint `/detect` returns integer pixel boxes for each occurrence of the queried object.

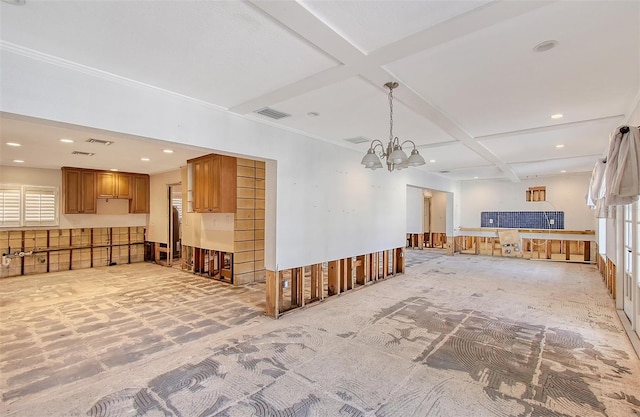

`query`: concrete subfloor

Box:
[1,251,639,417]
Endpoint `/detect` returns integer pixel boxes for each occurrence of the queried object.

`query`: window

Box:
[24,187,58,226]
[0,185,58,227]
[0,186,21,227]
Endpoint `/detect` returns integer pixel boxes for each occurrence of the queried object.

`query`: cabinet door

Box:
[130,174,149,213]
[193,157,213,212]
[116,173,132,199]
[96,172,115,198]
[209,155,222,212]
[63,169,82,214]
[81,171,97,213]
[62,169,96,214]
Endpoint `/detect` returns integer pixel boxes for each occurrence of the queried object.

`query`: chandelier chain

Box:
[388,87,394,142]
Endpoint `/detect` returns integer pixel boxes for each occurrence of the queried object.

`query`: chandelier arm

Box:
[368,139,385,154]
[400,139,417,150]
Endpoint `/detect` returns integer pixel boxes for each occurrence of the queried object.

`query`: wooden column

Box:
[565,240,571,261]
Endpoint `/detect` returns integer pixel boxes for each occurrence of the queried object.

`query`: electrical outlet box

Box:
[489,219,493,224]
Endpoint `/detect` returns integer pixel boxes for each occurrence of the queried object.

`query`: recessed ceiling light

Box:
[141,157,150,162]
[429,159,436,163]
[473,176,479,179]
[110,168,119,172]
[6,142,21,147]
[13,159,24,163]
[551,113,563,119]
[533,40,558,53]
[555,144,565,148]
[60,138,74,143]
[163,149,174,154]
[560,170,567,173]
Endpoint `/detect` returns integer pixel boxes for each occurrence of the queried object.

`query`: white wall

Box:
[459,174,597,231]
[0,165,147,229]
[1,49,458,270]
[406,186,423,233]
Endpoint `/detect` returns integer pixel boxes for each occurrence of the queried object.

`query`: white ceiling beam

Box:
[239,0,557,183]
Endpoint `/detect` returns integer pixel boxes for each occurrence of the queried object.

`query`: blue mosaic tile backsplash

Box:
[480,211,564,229]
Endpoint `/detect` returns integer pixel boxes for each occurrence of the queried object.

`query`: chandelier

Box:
[361,82,426,171]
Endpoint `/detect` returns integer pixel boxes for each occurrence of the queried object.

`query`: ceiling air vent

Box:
[254,107,291,120]
[344,136,370,144]
[86,138,114,145]
[72,151,95,156]
[438,170,450,174]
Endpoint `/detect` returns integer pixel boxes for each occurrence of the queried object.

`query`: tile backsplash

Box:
[480,211,564,229]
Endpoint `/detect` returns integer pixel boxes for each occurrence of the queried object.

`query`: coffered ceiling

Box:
[1,0,638,180]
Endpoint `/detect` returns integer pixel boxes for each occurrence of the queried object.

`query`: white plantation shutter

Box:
[24,187,58,226]
[0,185,59,227]
[0,187,21,227]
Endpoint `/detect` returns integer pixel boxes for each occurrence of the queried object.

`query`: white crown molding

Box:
[0,41,227,112]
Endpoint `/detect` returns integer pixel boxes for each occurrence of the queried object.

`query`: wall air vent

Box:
[344,136,370,144]
[86,138,114,145]
[254,107,291,120]
[72,151,95,156]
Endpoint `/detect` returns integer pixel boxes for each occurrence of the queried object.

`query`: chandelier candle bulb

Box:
[361,82,426,172]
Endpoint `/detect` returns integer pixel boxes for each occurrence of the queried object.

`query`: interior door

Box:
[623,203,635,321]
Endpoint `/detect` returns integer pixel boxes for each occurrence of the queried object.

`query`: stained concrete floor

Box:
[1,251,639,417]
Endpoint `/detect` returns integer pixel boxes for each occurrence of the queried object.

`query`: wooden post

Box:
[546,241,552,259]
[345,258,354,290]
[565,240,571,261]
[584,241,591,262]
[395,247,405,274]
[328,260,340,296]
[279,271,285,311]
[474,237,480,255]
[266,270,278,318]
[356,255,365,285]
[371,252,378,281]
[382,251,389,279]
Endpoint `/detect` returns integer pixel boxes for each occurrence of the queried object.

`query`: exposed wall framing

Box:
[407,232,448,249]
[266,247,405,318]
[0,227,145,278]
[453,228,595,263]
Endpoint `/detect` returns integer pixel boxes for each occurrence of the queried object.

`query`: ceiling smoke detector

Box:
[86,138,114,145]
[533,40,558,53]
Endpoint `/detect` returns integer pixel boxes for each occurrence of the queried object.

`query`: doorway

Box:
[622,202,638,324]
[168,183,182,266]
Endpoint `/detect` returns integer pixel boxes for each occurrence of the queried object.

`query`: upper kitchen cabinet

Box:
[96,172,132,199]
[188,154,237,213]
[62,168,149,214]
[62,168,97,214]
[129,174,150,214]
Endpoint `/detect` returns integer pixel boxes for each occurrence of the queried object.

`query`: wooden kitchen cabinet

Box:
[96,172,132,199]
[189,154,236,213]
[129,174,150,214]
[62,168,97,214]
